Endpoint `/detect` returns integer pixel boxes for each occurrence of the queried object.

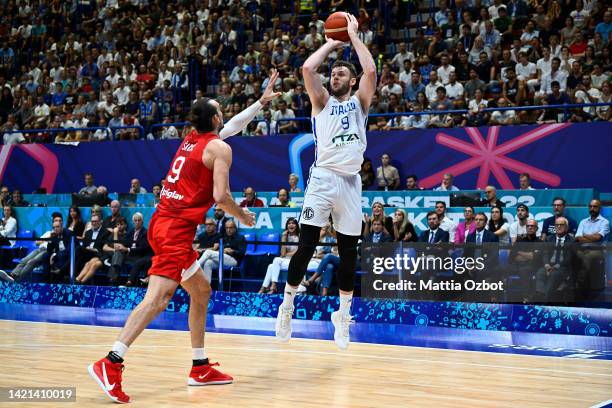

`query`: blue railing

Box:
[2,102,610,144]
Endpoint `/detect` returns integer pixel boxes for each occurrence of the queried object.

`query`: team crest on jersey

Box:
[302,207,315,220]
[332,133,359,147]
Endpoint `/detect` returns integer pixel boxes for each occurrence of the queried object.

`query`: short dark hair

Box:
[475,212,488,222]
[552,196,566,205]
[426,211,438,220]
[51,211,63,220]
[331,60,358,78]
[435,201,447,209]
[407,174,418,181]
[190,98,219,132]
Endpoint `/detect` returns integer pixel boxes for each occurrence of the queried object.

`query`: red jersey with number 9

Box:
[155,130,219,226]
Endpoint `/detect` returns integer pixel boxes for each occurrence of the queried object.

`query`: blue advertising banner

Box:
[2,123,612,194]
[1,283,611,338]
[13,205,607,236]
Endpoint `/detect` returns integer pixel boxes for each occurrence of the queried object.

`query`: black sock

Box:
[192,358,209,367]
[107,351,124,364]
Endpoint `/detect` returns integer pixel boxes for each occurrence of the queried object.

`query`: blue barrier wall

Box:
[0,283,610,337]
[2,123,612,193]
[13,206,607,236]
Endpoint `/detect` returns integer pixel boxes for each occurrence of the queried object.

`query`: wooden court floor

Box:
[0,320,610,408]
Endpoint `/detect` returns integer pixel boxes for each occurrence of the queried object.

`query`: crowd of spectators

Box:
[0,0,610,145]
[0,166,609,304]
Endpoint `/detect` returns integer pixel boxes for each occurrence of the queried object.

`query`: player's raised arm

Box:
[204,139,256,227]
[346,13,377,113]
[303,37,345,114]
[219,69,282,139]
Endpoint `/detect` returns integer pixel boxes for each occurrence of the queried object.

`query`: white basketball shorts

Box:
[299,166,362,236]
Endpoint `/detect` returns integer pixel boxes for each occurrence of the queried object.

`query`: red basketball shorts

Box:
[147,213,200,283]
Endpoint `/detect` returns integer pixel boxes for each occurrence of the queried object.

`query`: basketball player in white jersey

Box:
[275,14,376,349]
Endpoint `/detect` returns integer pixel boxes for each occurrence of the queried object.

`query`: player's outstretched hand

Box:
[239,208,256,227]
[345,13,359,40]
[259,68,282,105]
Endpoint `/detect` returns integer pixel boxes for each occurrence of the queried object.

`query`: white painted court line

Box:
[1,341,611,378]
[591,399,612,408]
[2,319,612,377]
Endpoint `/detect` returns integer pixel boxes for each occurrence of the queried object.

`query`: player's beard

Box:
[330,81,351,98]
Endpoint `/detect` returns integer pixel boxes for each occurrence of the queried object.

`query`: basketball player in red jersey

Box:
[88,72,281,404]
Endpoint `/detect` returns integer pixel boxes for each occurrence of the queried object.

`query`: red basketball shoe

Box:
[88,357,130,404]
[188,362,233,386]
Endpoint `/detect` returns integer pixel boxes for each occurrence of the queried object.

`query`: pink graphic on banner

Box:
[0,144,59,193]
[420,124,571,189]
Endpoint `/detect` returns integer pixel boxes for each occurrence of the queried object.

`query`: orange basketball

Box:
[324,12,350,42]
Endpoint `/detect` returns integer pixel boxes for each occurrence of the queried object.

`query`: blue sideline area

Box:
[1,283,611,360]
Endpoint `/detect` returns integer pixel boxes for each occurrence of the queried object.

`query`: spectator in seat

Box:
[364,218,394,244]
[519,173,534,190]
[116,214,152,286]
[541,197,578,240]
[0,213,64,283]
[481,185,505,207]
[75,213,109,284]
[434,173,459,191]
[45,218,72,283]
[0,205,17,247]
[213,207,230,237]
[259,218,300,294]
[435,201,458,242]
[429,103,453,128]
[455,206,477,244]
[419,211,450,243]
[536,217,577,302]
[198,220,246,282]
[509,218,542,298]
[255,109,276,136]
[575,200,609,245]
[10,190,30,207]
[360,158,375,190]
[273,100,297,134]
[392,209,418,242]
[0,187,9,207]
[490,98,518,125]
[375,153,400,191]
[489,206,510,245]
[195,218,220,256]
[240,187,264,207]
[270,188,296,208]
[67,204,86,239]
[406,174,421,190]
[78,172,97,195]
[466,212,499,244]
[103,200,122,232]
[97,216,129,285]
[130,178,147,194]
[288,173,301,193]
[505,204,537,244]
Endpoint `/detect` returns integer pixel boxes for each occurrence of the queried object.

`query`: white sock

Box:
[192,348,207,360]
[281,285,298,308]
[339,293,353,316]
[112,341,129,358]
